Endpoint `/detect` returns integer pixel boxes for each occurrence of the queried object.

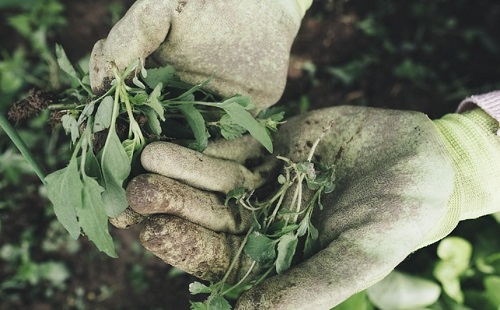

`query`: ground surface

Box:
[1,0,499,309]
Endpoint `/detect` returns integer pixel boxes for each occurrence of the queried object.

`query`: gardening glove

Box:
[89,0,312,111]
[124,94,500,309]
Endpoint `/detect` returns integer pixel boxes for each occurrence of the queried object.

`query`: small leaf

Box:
[78,175,118,257]
[208,294,232,310]
[297,162,316,181]
[129,93,148,105]
[61,114,79,144]
[304,223,319,258]
[44,156,82,239]
[147,83,165,121]
[132,75,146,89]
[178,104,209,152]
[189,282,212,295]
[55,44,79,80]
[332,291,373,310]
[221,98,273,153]
[143,66,176,89]
[225,187,245,206]
[433,237,472,304]
[367,271,441,310]
[78,101,95,125]
[122,139,136,163]
[142,107,162,136]
[244,232,276,263]
[277,174,286,184]
[93,96,114,132]
[190,302,208,310]
[101,130,131,217]
[219,114,246,140]
[276,233,298,274]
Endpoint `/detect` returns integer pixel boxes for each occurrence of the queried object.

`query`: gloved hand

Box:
[120,104,500,309]
[89,0,312,111]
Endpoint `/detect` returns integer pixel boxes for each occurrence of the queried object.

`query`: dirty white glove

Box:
[122,103,500,309]
[89,0,312,111]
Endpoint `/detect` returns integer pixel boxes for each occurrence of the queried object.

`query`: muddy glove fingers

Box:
[90,0,175,94]
[140,214,259,283]
[116,136,274,230]
[90,0,306,110]
[126,173,252,234]
[140,141,270,193]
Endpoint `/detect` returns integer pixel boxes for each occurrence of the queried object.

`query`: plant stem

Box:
[222,261,256,296]
[0,112,46,184]
[47,103,78,110]
[220,226,254,288]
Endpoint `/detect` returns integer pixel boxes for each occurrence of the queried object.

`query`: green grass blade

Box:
[0,112,46,184]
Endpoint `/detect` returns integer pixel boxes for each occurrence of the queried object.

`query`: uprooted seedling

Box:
[3,44,285,257]
[189,123,336,310]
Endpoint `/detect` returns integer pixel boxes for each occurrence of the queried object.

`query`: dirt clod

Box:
[8,89,53,123]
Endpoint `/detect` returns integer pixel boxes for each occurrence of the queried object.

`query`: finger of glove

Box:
[89,0,176,94]
[141,142,264,193]
[140,215,257,283]
[203,135,264,165]
[109,207,145,229]
[127,173,252,234]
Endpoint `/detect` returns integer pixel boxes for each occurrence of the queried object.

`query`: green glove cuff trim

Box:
[434,109,500,221]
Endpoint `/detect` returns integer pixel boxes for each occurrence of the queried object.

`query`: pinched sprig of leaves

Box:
[190,123,336,310]
[45,45,284,257]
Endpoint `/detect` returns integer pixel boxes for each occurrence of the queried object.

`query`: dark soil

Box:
[1,0,499,309]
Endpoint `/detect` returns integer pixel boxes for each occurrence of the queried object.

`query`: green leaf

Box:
[84,148,101,180]
[132,76,146,89]
[93,96,114,132]
[257,108,285,132]
[143,66,176,89]
[493,212,500,223]
[297,162,316,181]
[367,271,441,310]
[101,131,131,217]
[61,114,79,144]
[190,302,209,310]
[142,106,162,136]
[208,294,231,310]
[189,282,212,295]
[122,139,137,163]
[484,276,500,306]
[55,44,79,80]
[178,104,209,152]
[225,187,245,206]
[304,223,319,258]
[332,291,374,310]
[77,101,95,125]
[77,175,118,257]
[44,156,82,239]
[433,237,472,304]
[147,82,165,121]
[244,232,276,263]
[276,233,298,274]
[129,93,148,105]
[220,98,273,153]
[219,114,246,140]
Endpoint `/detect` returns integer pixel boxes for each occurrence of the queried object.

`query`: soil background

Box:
[1,0,499,309]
